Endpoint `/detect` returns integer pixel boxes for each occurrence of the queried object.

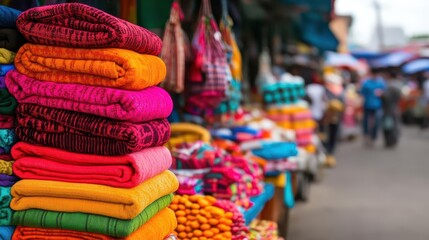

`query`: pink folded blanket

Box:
[12,142,172,188]
[5,70,172,123]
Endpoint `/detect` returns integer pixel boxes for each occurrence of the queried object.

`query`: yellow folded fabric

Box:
[14,43,166,90]
[125,208,177,240]
[0,48,15,64]
[0,160,13,175]
[11,170,179,220]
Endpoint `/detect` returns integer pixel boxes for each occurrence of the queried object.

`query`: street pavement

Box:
[288,127,429,240]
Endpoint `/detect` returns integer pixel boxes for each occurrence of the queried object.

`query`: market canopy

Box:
[371,51,415,68]
[402,59,429,74]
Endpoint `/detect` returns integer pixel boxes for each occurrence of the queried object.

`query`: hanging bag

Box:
[160,1,186,93]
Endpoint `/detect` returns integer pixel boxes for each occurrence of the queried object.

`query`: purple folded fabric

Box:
[0,77,5,89]
[0,174,18,186]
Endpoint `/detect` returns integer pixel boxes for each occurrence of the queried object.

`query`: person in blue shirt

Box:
[360,70,386,146]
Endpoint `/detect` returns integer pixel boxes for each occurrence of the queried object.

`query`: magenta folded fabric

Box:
[5,70,172,123]
[12,142,172,188]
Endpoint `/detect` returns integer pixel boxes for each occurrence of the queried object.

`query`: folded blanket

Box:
[0,49,15,64]
[0,174,18,187]
[0,89,16,115]
[0,6,21,28]
[0,186,12,226]
[0,154,12,161]
[12,142,172,188]
[0,64,14,76]
[0,115,14,129]
[11,170,179,219]
[6,71,172,123]
[12,194,173,237]
[14,43,166,90]
[0,77,4,89]
[12,208,176,240]
[12,227,110,240]
[0,29,26,52]
[15,104,171,155]
[0,226,15,240]
[0,129,17,154]
[17,3,162,55]
[0,160,12,175]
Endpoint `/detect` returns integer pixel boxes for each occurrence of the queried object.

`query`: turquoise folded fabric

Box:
[0,187,12,226]
[252,142,298,160]
[0,226,14,239]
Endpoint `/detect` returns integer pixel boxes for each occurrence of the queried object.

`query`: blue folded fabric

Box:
[0,6,21,28]
[244,183,275,225]
[252,142,298,160]
[0,226,15,239]
[0,65,15,76]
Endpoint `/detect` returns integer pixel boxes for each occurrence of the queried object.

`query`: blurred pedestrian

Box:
[323,73,345,167]
[360,70,385,147]
[381,72,402,148]
[306,73,326,133]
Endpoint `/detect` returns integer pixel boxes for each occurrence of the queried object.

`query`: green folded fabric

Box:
[0,89,17,115]
[0,186,12,225]
[12,193,173,237]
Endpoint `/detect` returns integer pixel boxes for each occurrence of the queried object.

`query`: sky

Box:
[335,0,429,47]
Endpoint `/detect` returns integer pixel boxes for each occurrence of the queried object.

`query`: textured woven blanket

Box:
[15,104,171,156]
[0,115,14,129]
[0,129,17,154]
[0,89,16,115]
[14,43,166,90]
[0,226,14,240]
[11,171,179,220]
[12,142,172,188]
[17,3,162,55]
[12,208,176,239]
[0,48,15,64]
[0,160,13,175]
[6,70,172,123]
[0,29,25,52]
[0,76,5,89]
[0,64,14,76]
[0,6,20,28]
[0,186,12,225]
[0,174,18,187]
[12,194,173,238]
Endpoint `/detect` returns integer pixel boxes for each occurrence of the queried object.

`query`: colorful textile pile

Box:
[248,220,283,240]
[262,79,306,106]
[7,3,178,239]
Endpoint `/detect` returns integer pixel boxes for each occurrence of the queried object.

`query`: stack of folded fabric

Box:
[0,6,24,237]
[6,3,178,240]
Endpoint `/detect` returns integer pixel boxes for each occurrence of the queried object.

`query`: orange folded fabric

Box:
[14,43,166,90]
[12,208,177,240]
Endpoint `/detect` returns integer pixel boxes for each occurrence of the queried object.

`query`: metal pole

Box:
[374,0,384,50]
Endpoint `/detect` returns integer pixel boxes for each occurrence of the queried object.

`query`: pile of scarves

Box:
[4,3,179,239]
[262,78,306,106]
[266,106,317,153]
[0,5,24,237]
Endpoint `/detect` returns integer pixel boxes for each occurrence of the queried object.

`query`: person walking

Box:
[381,72,402,147]
[323,73,345,167]
[360,70,385,147]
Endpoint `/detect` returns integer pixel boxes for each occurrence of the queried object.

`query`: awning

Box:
[371,51,415,68]
[402,59,429,74]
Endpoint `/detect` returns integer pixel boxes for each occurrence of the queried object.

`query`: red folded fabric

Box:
[16,3,162,55]
[12,142,172,188]
[0,154,12,161]
[15,104,170,156]
[0,114,14,128]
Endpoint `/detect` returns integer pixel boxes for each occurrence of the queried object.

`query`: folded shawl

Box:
[0,186,12,225]
[11,171,179,219]
[0,89,17,115]
[0,6,21,28]
[0,65,14,76]
[0,29,26,52]
[12,142,172,188]
[0,154,12,161]
[0,129,17,154]
[15,104,170,156]
[13,194,173,238]
[0,77,4,89]
[16,3,162,55]
[0,160,13,175]
[14,43,166,90]
[0,115,14,129]
[0,49,15,64]
[0,226,15,240]
[0,174,18,187]
[12,208,176,240]
[6,70,173,123]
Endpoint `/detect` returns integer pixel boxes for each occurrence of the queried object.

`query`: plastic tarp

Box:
[402,59,429,74]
